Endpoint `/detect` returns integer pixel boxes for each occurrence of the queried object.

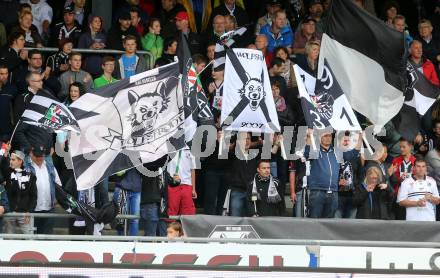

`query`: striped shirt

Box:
[397,176,439,221]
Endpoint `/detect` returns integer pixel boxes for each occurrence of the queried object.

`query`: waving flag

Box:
[294,61,361,131]
[69,62,185,190]
[21,94,79,133]
[221,48,280,133]
[319,0,406,128]
[213,27,247,72]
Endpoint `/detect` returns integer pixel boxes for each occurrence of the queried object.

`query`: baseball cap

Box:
[12,150,25,161]
[119,11,131,20]
[63,4,74,14]
[303,17,317,24]
[32,145,47,157]
[175,11,189,21]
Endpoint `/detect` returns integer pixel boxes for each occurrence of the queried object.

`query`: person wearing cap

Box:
[176,11,201,55]
[107,11,140,51]
[51,4,82,48]
[114,35,149,79]
[304,131,363,218]
[292,17,322,55]
[0,149,36,234]
[25,145,62,234]
[260,9,294,54]
[297,0,325,34]
[255,0,282,36]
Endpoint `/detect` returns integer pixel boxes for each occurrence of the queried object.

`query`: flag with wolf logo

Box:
[221,48,280,133]
[21,95,79,133]
[293,60,361,131]
[69,62,185,190]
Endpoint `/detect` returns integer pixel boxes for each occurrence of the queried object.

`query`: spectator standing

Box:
[408,40,439,87]
[155,36,177,65]
[398,158,440,221]
[228,132,259,217]
[415,20,440,77]
[13,72,54,156]
[107,12,140,51]
[26,145,62,234]
[304,131,362,218]
[210,0,249,29]
[392,15,413,48]
[166,149,197,216]
[11,10,43,47]
[141,18,163,64]
[255,34,272,67]
[114,35,149,79]
[58,52,92,101]
[202,15,225,50]
[273,46,296,88]
[390,138,416,220]
[93,56,118,88]
[156,0,186,40]
[176,11,201,55]
[69,0,89,26]
[303,0,325,34]
[0,31,27,84]
[207,68,224,112]
[45,39,73,77]
[77,15,107,78]
[260,10,294,54]
[292,18,322,55]
[22,0,52,40]
[130,7,145,37]
[0,65,18,140]
[247,160,283,217]
[255,0,282,35]
[353,166,393,220]
[1,150,37,234]
[114,0,149,28]
[51,5,82,47]
[295,40,320,77]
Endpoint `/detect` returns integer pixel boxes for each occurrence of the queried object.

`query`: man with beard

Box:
[297,0,325,34]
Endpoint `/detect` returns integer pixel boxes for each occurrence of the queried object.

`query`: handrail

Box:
[2,212,139,219]
[1,233,440,248]
[24,47,155,69]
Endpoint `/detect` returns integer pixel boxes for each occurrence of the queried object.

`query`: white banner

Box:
[221,48,280,133]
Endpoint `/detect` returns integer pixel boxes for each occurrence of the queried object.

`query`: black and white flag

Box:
[178,32,214,146]
[221,48,280,133]
[294,60,361,131]
[319,0,407,129]
[21,94,79,133]
[397,61,440,140]
[69,62,185,191]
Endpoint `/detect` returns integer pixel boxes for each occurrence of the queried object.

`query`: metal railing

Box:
[24,47,155,69]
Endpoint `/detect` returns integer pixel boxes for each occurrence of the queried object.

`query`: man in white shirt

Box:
[26,145,61,234]
[398,158,440,221]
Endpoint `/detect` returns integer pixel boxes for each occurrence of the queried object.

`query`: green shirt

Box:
[93,75,119,88]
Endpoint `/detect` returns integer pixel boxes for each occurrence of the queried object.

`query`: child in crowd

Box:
[167,222,184,239]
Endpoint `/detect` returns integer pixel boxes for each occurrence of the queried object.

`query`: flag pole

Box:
[9,119,21,145]
[362,132,374,156]
[280,137,287,160]
[196,60,214,78]
[218,131,224,156]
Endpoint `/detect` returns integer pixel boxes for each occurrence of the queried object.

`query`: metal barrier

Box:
[2,212,139,235]
[24,47,155,69]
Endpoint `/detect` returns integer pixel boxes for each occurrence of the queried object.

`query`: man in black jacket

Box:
[0,64,18,141]
[228,132,259,217]
[51,5,82,47]
[1,150,37,234]
[175,11,201,55]
[13,72,54,156]
[0,31,27,83]
[107,12,140,51]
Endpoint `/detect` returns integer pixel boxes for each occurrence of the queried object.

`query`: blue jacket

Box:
[260,23,294,53]
[25,157,57,210]
[304,145,359,192]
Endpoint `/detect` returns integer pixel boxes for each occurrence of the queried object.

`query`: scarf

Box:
[11,168,29,190]
[252,174,281,204]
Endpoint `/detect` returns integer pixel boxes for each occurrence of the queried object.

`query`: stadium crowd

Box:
[0,0,439,237]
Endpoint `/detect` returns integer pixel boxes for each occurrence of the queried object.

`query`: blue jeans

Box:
[308,189,338,218]
[113,188,140,236]
[140,203,166,237]
[204,170,228,215]
[294,189,304,217]
[335,192,357,219]
[230,190,247,217]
